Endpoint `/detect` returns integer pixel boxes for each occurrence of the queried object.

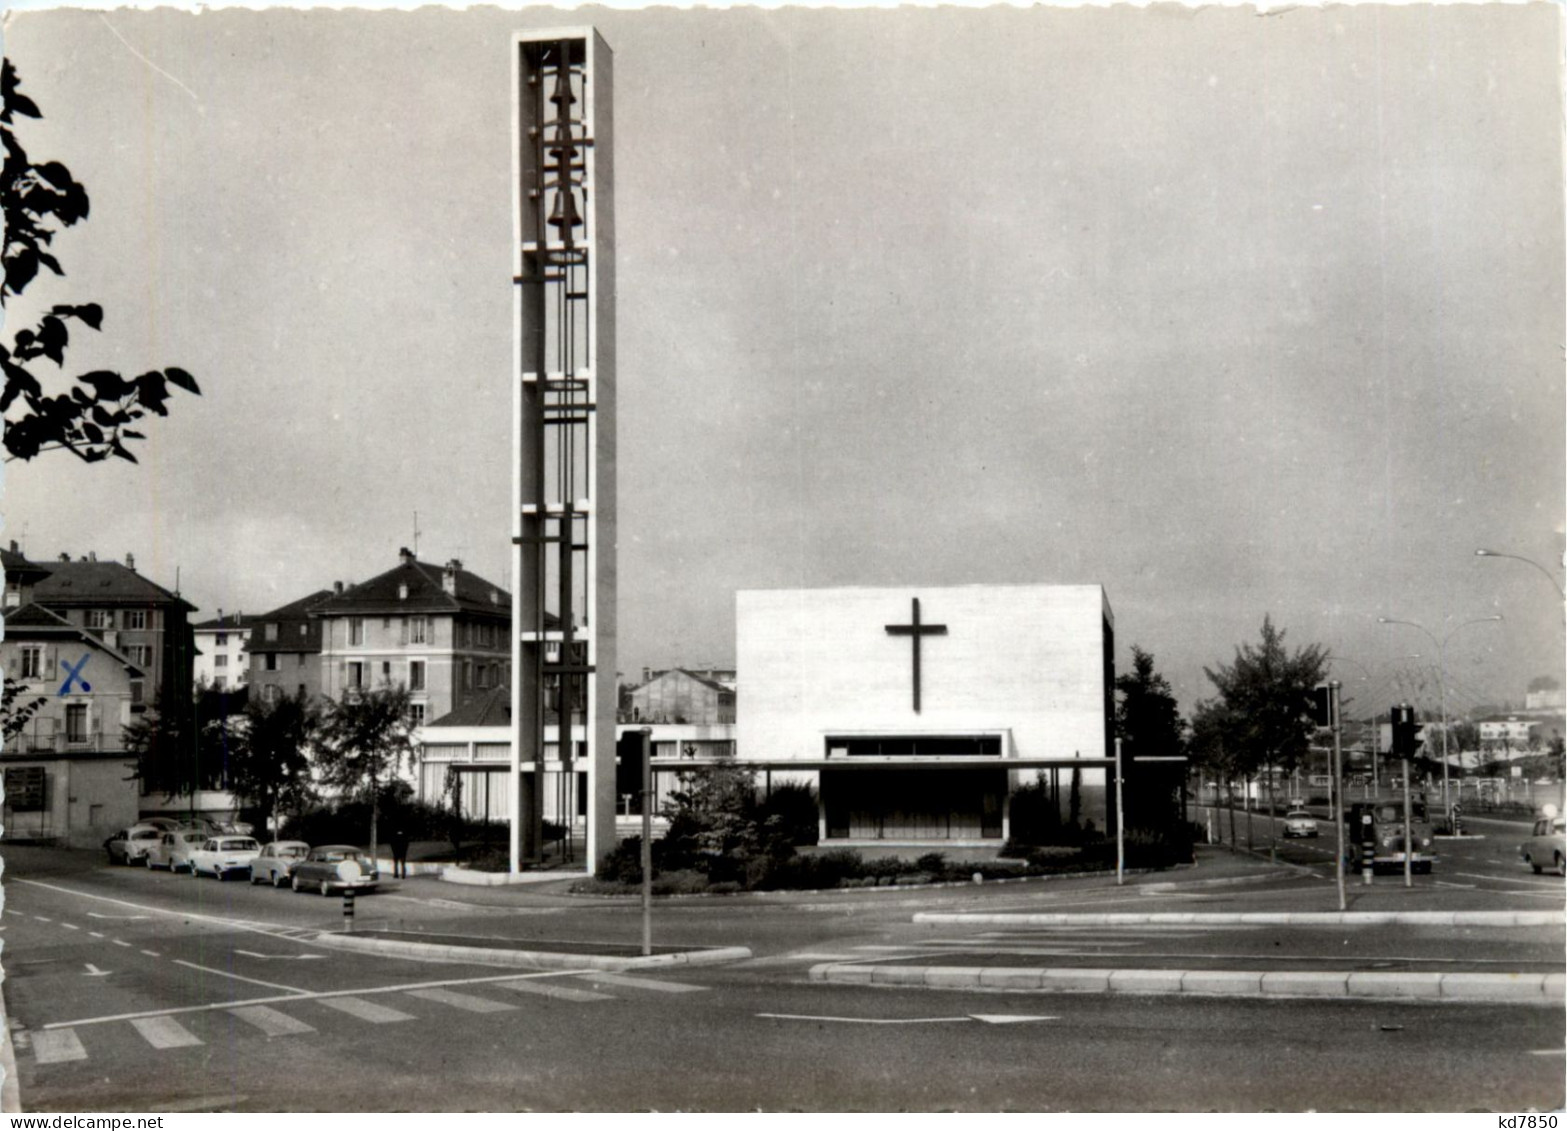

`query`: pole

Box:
[1437,638,1453,832]
[640,727,652,957]
[1114,738,1125,886]
[1331,680,1346,912]
[1371,710,1379,798]
[1402,756,1413,888]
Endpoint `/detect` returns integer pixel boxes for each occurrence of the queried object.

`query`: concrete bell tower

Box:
[510,28,616,872]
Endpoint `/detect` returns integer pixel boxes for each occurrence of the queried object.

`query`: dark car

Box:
[290,845,380,896]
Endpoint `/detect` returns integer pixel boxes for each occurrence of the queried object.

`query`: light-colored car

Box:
[189,836,262,881]
[104,824,164,865]
[1282,810,1319,838]
[1521,810,1565,875]
[143,817,185,833]
[290,845,380,896]
[250,841,311,887]
[145,829,210,871]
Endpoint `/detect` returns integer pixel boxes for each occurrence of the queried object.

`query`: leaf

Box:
[5,248,38,293]
[52,302,103,330]
[79,370,131,400]
[82,422,104,444]
[134,371,169,416]
[164,366,200,395]
[37,315,68,365]
[34,161,77,191]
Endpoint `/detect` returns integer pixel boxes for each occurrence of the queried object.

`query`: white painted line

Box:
[1453,873,1565,889]
[129,1016,203,1050]
[406,988,517,1013]
[234,949,326,961]
[758,1013,974,1025]
[112,939,132,948]
[60,923,79,931]
[1529,1049,1566,1057]
[31,916,51,923]
[88,932,105,939]
[31,1029,87,1065]
[969,1014,1060,1024]
[1435,882,1477,889]
[495,979,614,1003]
[172,959,306,995]
[140,950,161,958]
[87,913,150,921]
[316,996,416,1024]
[227,1006,316,1037]
[574,972,706,994]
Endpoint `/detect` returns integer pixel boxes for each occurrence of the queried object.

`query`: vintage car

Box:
[290,845,380,896]
[145,829,210,872]
[104,824,164,865]
[1282,810,1319,838]
[250,841,312,887]
[1521,807,1565,875]
[189,836,262,881]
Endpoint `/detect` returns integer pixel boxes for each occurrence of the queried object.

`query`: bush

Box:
[756,782,820,846]
[914,852,947,875]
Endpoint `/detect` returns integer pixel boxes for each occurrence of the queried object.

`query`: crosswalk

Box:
[22,972,706,1067]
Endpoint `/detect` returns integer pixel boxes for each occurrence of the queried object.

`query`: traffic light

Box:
[1391,704,1421,757]
[615,730,647,798]
[1312,684,1334,728]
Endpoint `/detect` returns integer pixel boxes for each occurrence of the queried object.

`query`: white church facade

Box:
[729,584,1116,846]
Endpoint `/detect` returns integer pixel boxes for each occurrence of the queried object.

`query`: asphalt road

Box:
[3,843,1562,1112]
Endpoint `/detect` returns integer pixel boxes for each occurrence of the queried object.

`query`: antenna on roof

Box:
[413,510,421,557]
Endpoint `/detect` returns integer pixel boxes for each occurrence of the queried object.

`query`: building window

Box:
[347,661,365,690]
[409,660,426,692]
[409,702,426,726]
[122,610,147,630]
[213,675,226,690]
[65,703,88,744]
[127,644,152,667]
[409,617,428,645]
[297,684,306,699]
[264,653,279,672]
[215,631,227,646]
[265,623,279,642]
[130,679,144,704]
[214,654,228,669]
[86,610,113,630]
[476,664,489,690]
[19,646,42,679]
[299,624,308,637]
[297,653,307,667]
[463,661,473,690]
[350,618,365,646]
[262,685,281,705]
[381,661,392,685]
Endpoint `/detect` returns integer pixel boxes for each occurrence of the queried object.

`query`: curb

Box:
[0,976,18,1115]
[308,931,751,971]
[441,866,589,887]
[809,962,1567,1005]
[911,910,1566,927]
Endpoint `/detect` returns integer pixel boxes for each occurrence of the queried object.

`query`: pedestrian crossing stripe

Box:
[228,1005,316,1037]
[495,978,613,1003]
[31,1029,86,1065]
[315,996,416,1024]
[406,988,517,1014]
[129,1016,202,1049]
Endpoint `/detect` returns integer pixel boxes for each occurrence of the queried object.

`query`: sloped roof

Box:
[242,589,334,654]
[31,559,195,611]
[427,685,511,728]
[2,602,145,675]
[193,613,258,632]
[311,556,510,619]
[1,546,51,584]
[634,668,734,695]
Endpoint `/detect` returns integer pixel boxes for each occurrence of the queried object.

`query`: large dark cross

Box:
[885,597,947,713]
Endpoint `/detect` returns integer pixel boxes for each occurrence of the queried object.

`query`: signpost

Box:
[640,727,653,957]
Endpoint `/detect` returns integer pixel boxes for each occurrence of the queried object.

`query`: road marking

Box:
[233,949,326,961]
[31,1029,87,1064]
[758,1013,1055,1025]
[112,939,132,947]
[406,988,517,1013]
[1453,872,1565,889]
[130,1016,203,1049]
[88,931,105,938]
[1435,882,1477,889]
[316,996,415,1024]
[495,979,613,1003]
[573,972,706,994]
[42,969,603,1030]
[87,912,150,921]
[1529,1049,1566,1057]
[82,964,112,977]
[172,960,307,995]
[60,923,79,930]
[141,950,162,958]
[32,916,51,923]
[227,1006,316,1037]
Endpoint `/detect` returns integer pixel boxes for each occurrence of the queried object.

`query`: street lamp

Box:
[1475,549,1566,601]
[1376,614,1504,828]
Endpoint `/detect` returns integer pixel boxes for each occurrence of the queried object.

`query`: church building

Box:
[732,585,1115,845]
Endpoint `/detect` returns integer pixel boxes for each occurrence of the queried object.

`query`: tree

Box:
[1,674,46,742]
[1115,646,1187,830]
[2,61,199,463]
[314,686,417,863]
[659,753,770,882]
[1188,697,1244,851]
[228,692,318,839]
[122,688,196,799]
[1204,616,1328,860]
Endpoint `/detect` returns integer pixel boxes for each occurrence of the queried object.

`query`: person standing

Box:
[389,824,411,879]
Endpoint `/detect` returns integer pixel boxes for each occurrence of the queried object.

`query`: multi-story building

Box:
[245,589,334,705]
[622,667,737,725]
[193,612,254,691]
[313,549,511,728]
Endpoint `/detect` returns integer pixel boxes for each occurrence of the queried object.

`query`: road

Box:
[3,843,1562,1112]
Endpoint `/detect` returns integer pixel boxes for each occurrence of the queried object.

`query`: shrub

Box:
[914,852,947,875]
[756,782,820,846]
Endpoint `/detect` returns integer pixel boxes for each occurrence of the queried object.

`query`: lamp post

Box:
[1475,549,1566,601]
[1377,615,1503,829]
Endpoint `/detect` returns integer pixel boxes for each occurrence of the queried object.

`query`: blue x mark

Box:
[58,654,92,695]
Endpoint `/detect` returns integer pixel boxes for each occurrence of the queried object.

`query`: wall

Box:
[2,755,139,848]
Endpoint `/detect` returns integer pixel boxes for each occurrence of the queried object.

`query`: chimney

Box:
[642,667,651,683]
[125,552,136,572]
[399,546,415,565]
[442,560,460,595]
[334,581,344,595]
[59,553,70,562]
[8,540,16,552]
[87,552,96,562]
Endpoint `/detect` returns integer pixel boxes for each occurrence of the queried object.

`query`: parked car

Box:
[143,817,185,832]
[290,845,380,895]
[189,836,262,881]
[1521,807,1565,875]
[250,841,311,887]
[145,829,210,872]
[104,825,164,865]
[1282,810,1319,838]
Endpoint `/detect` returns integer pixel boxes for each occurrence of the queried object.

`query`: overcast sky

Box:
[2,3,1561,715]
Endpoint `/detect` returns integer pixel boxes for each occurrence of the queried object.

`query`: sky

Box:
[1,2,1562,718]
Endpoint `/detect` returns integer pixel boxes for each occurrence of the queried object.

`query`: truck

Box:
[1344,795,1436,874]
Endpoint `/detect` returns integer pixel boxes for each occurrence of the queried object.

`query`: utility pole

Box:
[1328,681,1346,912]
[640,727,653,957]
